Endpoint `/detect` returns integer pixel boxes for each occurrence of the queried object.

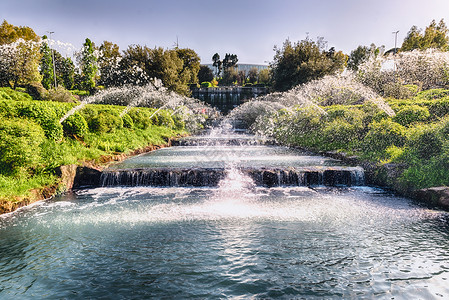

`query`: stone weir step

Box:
[100,167,364,188]
[172,138,276,147]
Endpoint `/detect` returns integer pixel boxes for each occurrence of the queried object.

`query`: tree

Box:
[120,44,151,85]
[218,53,239,85]
[212,53,222,77]
[248,67,258,83]
[120,45,195,95]
[40,36,54,89]
[221,67,238,85]
[0,39,42,89]
[198,65,214,83]
[258,68,270,84]
[401,19,449,51]
[148,47,186,94]
[270,38,347,91]
[401,25,422,51]
[175,48,201,84]
[347,46,369,71]
[423,19,448,50]
[0,20,39,45]
[222,53,238,72]
[59,56,75,89]
[0,20,41,89]
[348,43,383,71]
[98,40,122,87]
[76,38,98,91]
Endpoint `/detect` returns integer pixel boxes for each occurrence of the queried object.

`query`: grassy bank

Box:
[251,88,449,194]
[0,87,188,212]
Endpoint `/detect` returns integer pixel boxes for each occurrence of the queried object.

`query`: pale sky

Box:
[1,0,448,64]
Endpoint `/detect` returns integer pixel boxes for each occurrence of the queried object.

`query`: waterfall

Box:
[100,167,364,188]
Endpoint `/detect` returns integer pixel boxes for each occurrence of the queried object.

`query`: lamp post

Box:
[392,30,399,55]
[392,30,399,76]
[47,31,57,89]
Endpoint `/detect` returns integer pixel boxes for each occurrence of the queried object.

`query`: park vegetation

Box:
[0,20,201,97]
[0,20,210,210]
[235,18,449,194]
[1,17,449,209]
[0,86,189,207]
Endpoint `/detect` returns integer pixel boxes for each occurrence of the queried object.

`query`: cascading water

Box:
[1,122,449,299]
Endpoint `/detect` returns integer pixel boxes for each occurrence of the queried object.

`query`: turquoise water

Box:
[106,145,342,170]
[1,182,448,298]
[1,134,449,299]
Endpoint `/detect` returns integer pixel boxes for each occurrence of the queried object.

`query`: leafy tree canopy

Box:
[120,45,200,95]
[401,19,449,51]
[222,53,238,71]
[98,41,122,87]
[198,65,214,83]
[212,53,222,77]
[175,48,201,84]
[76,38,98,91]
[270,37,347,91]
[0,20,40,44]
[347,43,384,71]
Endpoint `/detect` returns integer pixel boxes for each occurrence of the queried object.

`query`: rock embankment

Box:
[320,150,449,211]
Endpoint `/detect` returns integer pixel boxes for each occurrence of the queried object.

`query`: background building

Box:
[202,63,268,77]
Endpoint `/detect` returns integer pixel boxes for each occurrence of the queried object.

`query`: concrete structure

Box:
[191,86,268,113]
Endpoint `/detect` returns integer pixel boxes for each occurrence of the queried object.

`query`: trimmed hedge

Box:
[393,105,430,126]
[0,118,46,174]
[62,112,88,137]
[0,87,33,101]
[16,102,64,141]
[127,108,153,129]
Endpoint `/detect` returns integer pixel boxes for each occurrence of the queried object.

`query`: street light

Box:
[392,30,399,55]
[46,31,57,89]
[392,30,399,78]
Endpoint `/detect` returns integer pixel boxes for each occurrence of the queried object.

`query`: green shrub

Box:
[400,152,449,189]
[415,89,449,100]
[172,114,185,130]
[156,110,175,128]
[17,102,63,141]
[325,106,365,124]
[0,118,45,174]
[44,87,78,103]
[89,112,123,133]
[278,107,325,147]
[128,108,153,129]
[79,106,98,124]
[25,82,47,100]
[122,113,134,128]
[363,119,407,153]
[70,90,90,96]
[407,126,443,160]
[383,82,419,99]
[403,84,420,96]
[201,82,212,88]
[322,119,361,149]
[62,112,88,137]
[393,105,430,126]
[439,116,449,136]
[428,99,449,118]
[0,100,18,118]
[0,87,33,101]
[0,90,12,101]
